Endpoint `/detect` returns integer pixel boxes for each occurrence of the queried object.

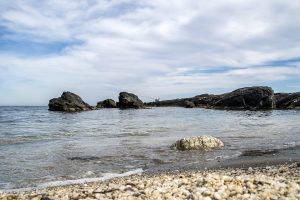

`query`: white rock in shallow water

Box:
[171,135,224,150]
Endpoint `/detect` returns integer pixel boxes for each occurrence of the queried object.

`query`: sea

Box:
[0,106,299,190]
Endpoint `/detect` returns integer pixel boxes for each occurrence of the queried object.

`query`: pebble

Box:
[1,162,299,200]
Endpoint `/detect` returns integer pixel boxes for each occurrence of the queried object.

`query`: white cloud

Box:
[0,0,300,105]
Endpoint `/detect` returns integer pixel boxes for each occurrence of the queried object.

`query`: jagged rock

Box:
[194,94,222,107]
[48,92,92,112]
[184,100,195,108]
[97,99,117,108]
[275,93,300,109]
[118,92,144,109]
[212,86,274,110]
[172,135,224,150]
[145,87,275,110]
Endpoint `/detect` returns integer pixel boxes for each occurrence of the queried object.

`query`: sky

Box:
[0,0,300,106]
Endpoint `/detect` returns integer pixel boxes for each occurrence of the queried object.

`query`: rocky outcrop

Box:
[49,92,92,112]
[96,99,117,108]
[184,100,195,108]
[146,86,277,110]
[118,92,144,109]
[211,86,274,110]
[274,93,300,109]
[172,135,224,151]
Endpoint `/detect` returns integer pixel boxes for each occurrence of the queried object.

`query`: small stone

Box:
[214,192,222,200]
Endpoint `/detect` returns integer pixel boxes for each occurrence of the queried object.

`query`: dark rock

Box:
[193,94,222,107]
[118,92,144,109]
[211,86,274,110]
[97,99,117,108]
[48,91,92,112]
[184,100,195,108]
[145,86,300,110]
[41,196,52,200]
[145,97,196,107]
[274,92,300,109]
[68,156,100,161]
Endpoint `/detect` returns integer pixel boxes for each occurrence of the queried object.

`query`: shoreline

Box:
[1,160,299,200]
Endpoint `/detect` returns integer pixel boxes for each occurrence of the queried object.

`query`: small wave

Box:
[68,156,101,162]
[226,135,264,139]
[283,142,300,148]
[1,168,143,193]
[206,152,242,161]
[241,149,279,157]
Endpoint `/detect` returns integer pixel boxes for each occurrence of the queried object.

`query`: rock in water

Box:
[172,135,224,150]
[212,86,274,110]
[274,92,300,109]
[97,99,117,108]
[118,92,144,109]
[48,92,92,112]
[184,100,195,108]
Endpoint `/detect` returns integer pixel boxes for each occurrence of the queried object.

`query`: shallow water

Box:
[0,106,299,189]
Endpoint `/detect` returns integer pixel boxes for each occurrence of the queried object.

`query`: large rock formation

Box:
[184,100,195,108]
[211,86,275,110]
[49,92,92,112]
[172,135,224,151]
[96,99,117,108]
[274,93,300,109]
[146,86,276,110]
[118,92,144,109]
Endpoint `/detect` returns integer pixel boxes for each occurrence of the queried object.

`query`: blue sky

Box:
[0,0,300,105]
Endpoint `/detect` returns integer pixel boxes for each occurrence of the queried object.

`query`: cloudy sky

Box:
[1,0,300,105]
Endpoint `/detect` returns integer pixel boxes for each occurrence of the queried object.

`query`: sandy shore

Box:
[1,162,299,200]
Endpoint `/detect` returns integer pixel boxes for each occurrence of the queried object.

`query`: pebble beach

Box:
[1,162,299,200]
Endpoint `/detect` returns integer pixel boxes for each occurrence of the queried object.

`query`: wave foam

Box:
[1,168,143,193]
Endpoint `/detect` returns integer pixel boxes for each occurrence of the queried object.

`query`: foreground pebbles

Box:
[1,163,300,200]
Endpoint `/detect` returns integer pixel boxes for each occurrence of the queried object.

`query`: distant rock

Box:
[184,100,195,108]
[194,94,221,107]
[145,86,276,110]
[97,99,117,108]
[48,92,92,112]
[274,93,300,109]
[211,86,275,110]
[171,135,224,151]
[118,92,144,109]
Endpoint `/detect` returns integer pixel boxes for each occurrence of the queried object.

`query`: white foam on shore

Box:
[205,152,242,161]
[283,141,300,148]
[0,168,143,193]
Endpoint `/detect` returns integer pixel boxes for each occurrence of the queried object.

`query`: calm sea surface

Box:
[0,106,299,189]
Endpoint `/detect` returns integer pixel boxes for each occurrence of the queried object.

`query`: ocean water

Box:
[0,106,299,190]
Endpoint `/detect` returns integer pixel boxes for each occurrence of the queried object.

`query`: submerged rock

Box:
[48,92,92,112]
[97,99,117,108]
[172,135,224,150]
[118,92,144,109]
[211,86,275,110]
